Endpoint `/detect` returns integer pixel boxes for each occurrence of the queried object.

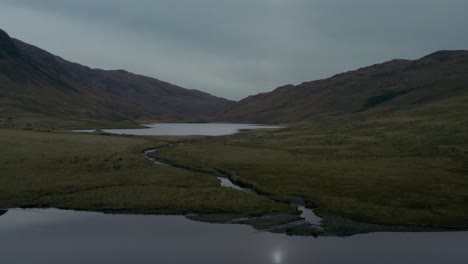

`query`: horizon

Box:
[1,0,467,100]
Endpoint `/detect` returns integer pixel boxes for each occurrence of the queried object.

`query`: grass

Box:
[0,129,289,215]
[1,94,467,232]
[157,96,468,228]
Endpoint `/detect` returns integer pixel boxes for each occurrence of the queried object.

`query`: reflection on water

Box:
[74,123,284,136]
[217,177,256,194]
[298,206,321,226]
[0,208,467,264]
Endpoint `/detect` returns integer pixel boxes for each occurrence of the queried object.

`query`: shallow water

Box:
[75,123,284,136]
[1,208,467,264]
[217,177,256,194]
[215,176,321,226]
[297,205,322,226]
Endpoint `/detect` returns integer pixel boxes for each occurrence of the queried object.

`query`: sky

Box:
[0,0,467,100]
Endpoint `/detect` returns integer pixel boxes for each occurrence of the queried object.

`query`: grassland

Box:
[0,129,289,215]
[1,94,467,232]
[157,96,468,229]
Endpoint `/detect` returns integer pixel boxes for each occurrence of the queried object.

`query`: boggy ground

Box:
[157,97,468,230]
[0,129,289,216]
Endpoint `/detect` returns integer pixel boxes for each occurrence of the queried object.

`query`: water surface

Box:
[75,123,284,136]
[1,209,467,264]
[218,177,256,194]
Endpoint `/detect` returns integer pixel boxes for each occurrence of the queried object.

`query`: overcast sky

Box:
[0,0,467,100]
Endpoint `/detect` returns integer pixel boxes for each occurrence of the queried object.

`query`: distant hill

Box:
[220,50,468,123]
[0,28,233,125]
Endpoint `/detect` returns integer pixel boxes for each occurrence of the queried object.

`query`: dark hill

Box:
[0,28,233,125]
[220,50,468,123]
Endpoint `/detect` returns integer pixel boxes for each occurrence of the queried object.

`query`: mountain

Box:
[2,27,467,127]
[0,28,233,125]
[220,50,468,123]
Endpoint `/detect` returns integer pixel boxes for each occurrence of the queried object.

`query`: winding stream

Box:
[143,145,322,227]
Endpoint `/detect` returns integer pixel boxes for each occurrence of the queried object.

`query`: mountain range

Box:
[1,28,467,125]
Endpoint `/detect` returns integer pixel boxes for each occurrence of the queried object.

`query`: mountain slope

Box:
[0,28,233,125]
[220,50,468,123]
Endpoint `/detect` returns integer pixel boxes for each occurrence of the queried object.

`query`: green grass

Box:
[0,129,288,215]
[157,96,468,228]
[1,94,467,231]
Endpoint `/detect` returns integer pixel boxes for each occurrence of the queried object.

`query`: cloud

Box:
[0,0,467,100]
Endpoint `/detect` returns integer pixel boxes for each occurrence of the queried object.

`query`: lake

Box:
[74,123,284,136]
[1,208,467,264]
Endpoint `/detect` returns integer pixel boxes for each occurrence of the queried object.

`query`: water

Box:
[217,177,256,194]
[298,206,322,226]
[143,149,169,166]
[74,123,284,136]
[0,208,467,264]
[217,180,322,226]
[215,176,321,226]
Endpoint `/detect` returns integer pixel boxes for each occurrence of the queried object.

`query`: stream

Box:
[143,145,322,227]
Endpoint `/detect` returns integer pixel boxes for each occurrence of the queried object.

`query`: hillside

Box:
[0,28,233,127]
[220,50,468,123]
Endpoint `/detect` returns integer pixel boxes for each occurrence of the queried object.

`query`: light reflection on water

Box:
[1,208,467,264]
[273,249,284,264]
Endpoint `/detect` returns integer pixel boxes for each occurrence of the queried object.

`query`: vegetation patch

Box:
[363,90,408,108]
[0,129,288,216]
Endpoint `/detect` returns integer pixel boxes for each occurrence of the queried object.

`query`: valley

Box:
[0,27,467,236]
